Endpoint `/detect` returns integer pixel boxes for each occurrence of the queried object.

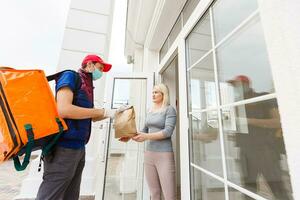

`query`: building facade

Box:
[16,0,300,199]
[125,0,300,199]
[16,0,115,199]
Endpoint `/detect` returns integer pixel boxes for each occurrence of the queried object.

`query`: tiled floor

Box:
[0,159,30,200]
[0,155,133,200]
[103,155,137,200]
[0,158,96,200]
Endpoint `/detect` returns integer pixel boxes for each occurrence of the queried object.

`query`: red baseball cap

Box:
[227,75,250,85]
[81,54,112,72]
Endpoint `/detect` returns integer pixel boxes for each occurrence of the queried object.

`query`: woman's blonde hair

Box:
[154,83,170,108]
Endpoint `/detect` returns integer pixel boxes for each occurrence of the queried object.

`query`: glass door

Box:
[95,73,153,200]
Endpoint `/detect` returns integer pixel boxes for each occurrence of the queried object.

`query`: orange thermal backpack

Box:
[0,67,70,171]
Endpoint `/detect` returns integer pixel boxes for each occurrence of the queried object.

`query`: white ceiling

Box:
[125,0,187,56]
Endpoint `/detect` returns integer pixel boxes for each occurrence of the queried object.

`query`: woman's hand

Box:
[132,132,148,142]
[119,136,131,142]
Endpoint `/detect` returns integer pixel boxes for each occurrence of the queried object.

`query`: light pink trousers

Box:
[144,151,176,200]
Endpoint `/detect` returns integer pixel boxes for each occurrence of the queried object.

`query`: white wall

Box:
[57,0,115,109]
[16,0,115,198]
[57,0,113,69]
[258,1,300,199]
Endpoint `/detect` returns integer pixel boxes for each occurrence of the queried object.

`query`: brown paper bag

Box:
[114,106,137,138]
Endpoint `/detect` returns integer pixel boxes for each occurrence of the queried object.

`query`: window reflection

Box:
[222,99,293,200]
[212,0,258,43]
[228,187,255,200]
[183,0,201,25]
[186,13,212,67]
[186,0,294,199]
[169,15,182,46]
[191,167,225,200]
[159,39,169,62]
[216,17,274,104]
[189,53,217,110]
[190,111,223,176]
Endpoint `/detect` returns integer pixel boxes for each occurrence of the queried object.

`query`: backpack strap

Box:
[48,69,82,126]
[47,70,81,91]
[47,70,81,104]
[13,124,34,171]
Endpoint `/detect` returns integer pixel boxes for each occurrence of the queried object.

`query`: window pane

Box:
[183,0,201,25]
[186,13,212,67]
[228,187,255,200]
[216,16,274,104]
[191,167,225,200]
[169,15,182,47]
[222,99,293,200]
[159,38,168,63]
[212,0,258,43]
[190,111,223,176]
[188,53,217,110]
[112,79,131,108]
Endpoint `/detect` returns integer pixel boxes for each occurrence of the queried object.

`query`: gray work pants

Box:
[36,146,85,200]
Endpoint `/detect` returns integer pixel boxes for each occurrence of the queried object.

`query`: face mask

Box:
[92,68,103,80]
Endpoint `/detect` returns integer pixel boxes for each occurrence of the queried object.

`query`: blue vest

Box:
[55,71,93,149]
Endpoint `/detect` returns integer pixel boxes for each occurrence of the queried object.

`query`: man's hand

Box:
[92,115,103,122]
[103,105,132,119]
[103,109,117,118]
[117,105,132,113]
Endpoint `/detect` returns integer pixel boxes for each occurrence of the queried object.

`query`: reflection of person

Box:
[36,55,120,200]
[124,84,177,200]
[228,75,290,200]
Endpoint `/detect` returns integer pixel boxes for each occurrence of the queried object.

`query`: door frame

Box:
[160,55,182,199]
[95,72,153,200]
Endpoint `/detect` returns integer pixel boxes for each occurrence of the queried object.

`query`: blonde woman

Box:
[132,83,177,200]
